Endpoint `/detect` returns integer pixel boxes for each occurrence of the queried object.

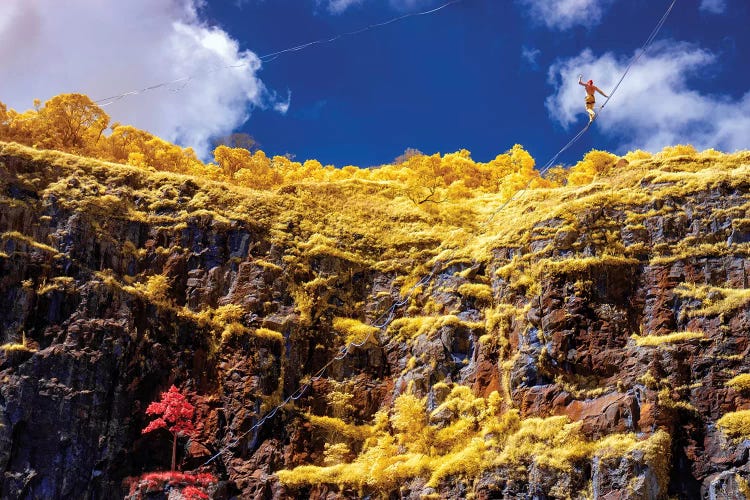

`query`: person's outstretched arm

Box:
[595,86,609,97]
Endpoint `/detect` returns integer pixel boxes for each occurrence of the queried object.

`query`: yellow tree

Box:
[567,149,618,186]
[484,152,514,190]
[213,144,253,179]
[403,153,448,205]
[442,149,489,190]
[295,159,328,183]
[227,149,282,190]
[106,124,155,162]
[544,165,569,187]
[108,124,201,174]
[0,100,44,147]
[38,93,110,153]
[497,144,549,199]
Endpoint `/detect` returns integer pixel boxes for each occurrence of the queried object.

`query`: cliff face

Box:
[1,142,750,499]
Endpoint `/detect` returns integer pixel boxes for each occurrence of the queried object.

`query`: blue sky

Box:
[207,0,748,167]
[1,0,748,167]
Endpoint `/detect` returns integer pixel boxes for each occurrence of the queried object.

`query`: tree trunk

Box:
[172,432,177,471]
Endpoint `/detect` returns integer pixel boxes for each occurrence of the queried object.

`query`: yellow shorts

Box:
[585,95,595,105]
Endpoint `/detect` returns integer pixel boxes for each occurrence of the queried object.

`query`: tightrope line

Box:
[95,0,466,108]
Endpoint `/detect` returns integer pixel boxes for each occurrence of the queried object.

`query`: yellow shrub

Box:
[675,284,750,317]
[391,393,429,451]
[388,315,468,340]
[727,374,750,392]
[213,304,244,324]
[717,410,750,440]
[221,321,247,342]
[660,144,698,157]
[307,414,372,442]
[333,317,379,345]
[624,149,652,161]
[457,283,493,303]
[1,342,35,353]
[277,382,671,497]
[135,274,171,303]
[426,437,486,487]
[567,150,618,186]
[323,442,352,466]
[631,331,704,347]
[737,474,750,498]
[254,327,283,342]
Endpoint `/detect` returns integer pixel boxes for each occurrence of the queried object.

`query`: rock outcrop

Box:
[2,142,750,499]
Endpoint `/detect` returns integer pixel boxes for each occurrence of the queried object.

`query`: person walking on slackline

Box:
[579,75,609,123]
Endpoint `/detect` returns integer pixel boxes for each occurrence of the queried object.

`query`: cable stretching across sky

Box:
[94,0,466,107]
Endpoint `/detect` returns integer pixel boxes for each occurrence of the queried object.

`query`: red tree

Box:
[142,385,196,471]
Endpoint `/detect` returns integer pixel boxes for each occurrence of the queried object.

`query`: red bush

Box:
[126,471,217,499]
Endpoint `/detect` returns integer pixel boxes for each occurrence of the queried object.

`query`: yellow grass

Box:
[717,410,750,440]
[631,331,705,347]
[726,374,750,392]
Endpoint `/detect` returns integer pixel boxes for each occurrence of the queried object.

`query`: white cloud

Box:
[521,46,541,69]
[517,0,615,30]
[273,91,292,114]
[317,0,434,15]
[324,0,364,14]
[700,0,727,14]
[389,0,434,10]
[0,0,283,158]
[545,41,750,153]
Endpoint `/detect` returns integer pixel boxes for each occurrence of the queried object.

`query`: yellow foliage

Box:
[426,437,487,488]
[220,321,247,342]
[254,327,284,342]
[277,384,670,496]
[387,315,480,341]
[567,150,619,186]
[659,144,698,157]
[727,374,750,392]
[213,304,244,324]
[327,385,355,419]
[538,255,639,276]
[391,393,429,451]
[631,331,705,347]
[717,410,750,440]
[0,342,34,353]
[0,332,34,353]
[737,474,750,498]
[307,414,372,442]
[624,149,652,161]
[594,430,671,492]
[457,283,493,303]
[323,442,352,466]
[134,274,171,304]
[332,317,379,345]
[675,283,750,317]
[1,230,60,256]
[497,416,590,470]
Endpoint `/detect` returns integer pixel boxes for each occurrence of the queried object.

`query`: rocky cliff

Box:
[2,141,750,499]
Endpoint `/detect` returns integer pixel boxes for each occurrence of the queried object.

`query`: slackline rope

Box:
[94,0,465,107]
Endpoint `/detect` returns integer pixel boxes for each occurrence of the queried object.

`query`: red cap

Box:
[587,79,593,85]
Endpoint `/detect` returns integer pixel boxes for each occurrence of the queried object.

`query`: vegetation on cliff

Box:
[2,92,750,498]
